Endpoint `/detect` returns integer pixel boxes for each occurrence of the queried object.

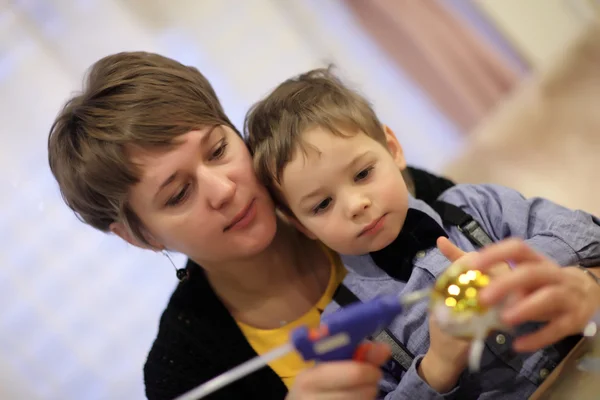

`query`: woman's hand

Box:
[470,238,600,352]
[286,343,390,400]
[437,237,511,279]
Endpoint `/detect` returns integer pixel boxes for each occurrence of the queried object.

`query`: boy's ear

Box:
[382,125,407,170]
[110,222,163,250]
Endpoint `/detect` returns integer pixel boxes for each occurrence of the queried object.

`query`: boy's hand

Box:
[415,237,478,392]
[419,316,469,393]
[470,238,600,352]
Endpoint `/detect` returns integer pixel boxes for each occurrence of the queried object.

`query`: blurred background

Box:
[1,0,599,398]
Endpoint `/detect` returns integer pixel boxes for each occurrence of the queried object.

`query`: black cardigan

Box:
[143,167,455,400]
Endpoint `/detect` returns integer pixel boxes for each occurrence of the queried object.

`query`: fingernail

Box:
[353,342,374,362]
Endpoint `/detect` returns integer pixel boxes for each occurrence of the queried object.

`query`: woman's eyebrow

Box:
[154,172,180,201]
[153,126,218,200]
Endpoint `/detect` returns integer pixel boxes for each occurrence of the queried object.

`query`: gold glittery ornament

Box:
[431,263,490,325]
[429,262,506,371]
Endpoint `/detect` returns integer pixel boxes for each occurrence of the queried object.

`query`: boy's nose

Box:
[349,195,371,219]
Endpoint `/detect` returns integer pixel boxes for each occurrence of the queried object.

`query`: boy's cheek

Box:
[317,223,352,250]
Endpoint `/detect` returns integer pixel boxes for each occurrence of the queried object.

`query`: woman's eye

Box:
[166,184,190,207]
[210,140,228,160]
[312,198,332,215]
[355,166,374,181]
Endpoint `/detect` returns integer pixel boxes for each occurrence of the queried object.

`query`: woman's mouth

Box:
[224,199,257,232]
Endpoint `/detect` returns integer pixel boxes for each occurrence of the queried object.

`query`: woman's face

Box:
[123,126,278,268]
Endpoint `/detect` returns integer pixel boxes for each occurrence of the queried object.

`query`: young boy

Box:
[245,68,600,399]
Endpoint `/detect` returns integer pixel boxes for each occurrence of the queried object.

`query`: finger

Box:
[470,239,548,271]
[321,384,379,400]
[437,237,466,262]
[363,342,392,366]
[512,315,574,352]
[478,263,561,306]
[500,285,568,325]
[304,362,382,391]
[503,289,527,310]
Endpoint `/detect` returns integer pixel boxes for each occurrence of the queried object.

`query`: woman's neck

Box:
[204,219,331,327]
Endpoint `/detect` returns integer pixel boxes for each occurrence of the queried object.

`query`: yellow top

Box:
[236,247,346,389]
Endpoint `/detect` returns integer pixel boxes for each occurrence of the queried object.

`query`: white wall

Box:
[0,0,461,398]
[475,0,594,69]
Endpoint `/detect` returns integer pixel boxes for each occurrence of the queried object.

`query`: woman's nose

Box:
[204,170,236,210]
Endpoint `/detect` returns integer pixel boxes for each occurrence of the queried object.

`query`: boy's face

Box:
[280,126,409,255]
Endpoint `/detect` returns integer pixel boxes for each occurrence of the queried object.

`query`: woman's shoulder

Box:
[143,263,235,399]
[143,261,286,399]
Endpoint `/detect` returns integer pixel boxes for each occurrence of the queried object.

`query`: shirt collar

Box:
[369,196,448,282]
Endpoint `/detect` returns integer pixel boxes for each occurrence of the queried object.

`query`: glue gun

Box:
[173,289,430,400]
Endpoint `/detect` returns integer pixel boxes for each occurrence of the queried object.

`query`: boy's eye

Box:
[355,166,374,181]
[312,198,332,215]
[210,140,228,160]
[166,183,191,207]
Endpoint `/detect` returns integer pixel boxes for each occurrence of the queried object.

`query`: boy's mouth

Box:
[358,214,387,237]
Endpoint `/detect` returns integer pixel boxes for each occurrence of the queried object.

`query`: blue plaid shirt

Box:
[323,184,600,399]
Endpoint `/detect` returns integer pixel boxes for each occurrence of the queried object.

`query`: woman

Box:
[48,51,454,400]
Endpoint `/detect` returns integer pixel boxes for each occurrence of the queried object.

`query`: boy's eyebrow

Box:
[298,187,326,208]
[297,151,372,208]
[346,151,372,173]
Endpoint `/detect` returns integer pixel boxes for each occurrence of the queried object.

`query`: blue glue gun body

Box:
[291,294,403,362]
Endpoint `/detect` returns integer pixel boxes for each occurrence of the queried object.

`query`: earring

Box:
[163,250,188,282]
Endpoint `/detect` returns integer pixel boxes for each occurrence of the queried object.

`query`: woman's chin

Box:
[238,213,278,254]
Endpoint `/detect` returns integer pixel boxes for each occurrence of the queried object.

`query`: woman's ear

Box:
[110,222,163,250]
[382,125,407,170]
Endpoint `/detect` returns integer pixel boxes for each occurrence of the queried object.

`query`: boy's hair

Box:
[245,67,387,214]
[48,51,236,245]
